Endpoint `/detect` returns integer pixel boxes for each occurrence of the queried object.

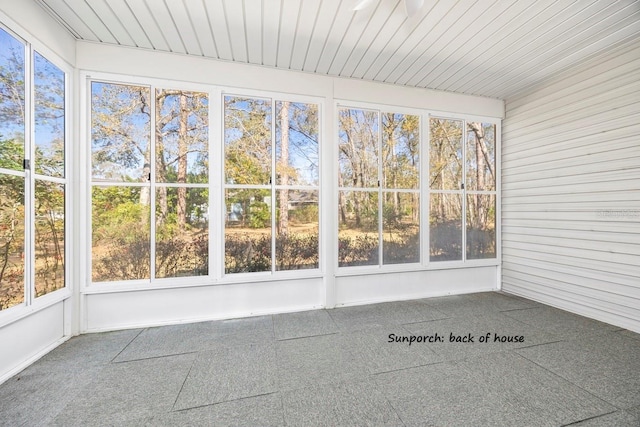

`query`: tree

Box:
[91,83,209,280]
[278,101,290,235]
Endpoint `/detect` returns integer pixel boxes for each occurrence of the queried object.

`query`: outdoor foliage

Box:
[429,118,496,261]
[223,97,320,273]
[338,109,420,267]
[1,29,66,310]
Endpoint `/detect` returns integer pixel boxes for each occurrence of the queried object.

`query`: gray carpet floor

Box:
[1,291,639,426]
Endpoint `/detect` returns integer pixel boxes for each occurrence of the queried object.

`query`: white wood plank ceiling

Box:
[36,0,640,100]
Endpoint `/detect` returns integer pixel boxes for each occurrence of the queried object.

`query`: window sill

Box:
[0,288,71,329]
[335,259,500,277]
[83,269,325,295]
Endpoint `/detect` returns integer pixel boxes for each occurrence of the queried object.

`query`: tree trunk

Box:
[470,122,486,228]
[154,91,167,225]
[177,93,189,231]
[278,101,290,236]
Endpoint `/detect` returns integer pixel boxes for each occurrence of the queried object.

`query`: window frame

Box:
[81,73,499,292]
[427,112,501,267]
[334,102,500,276]
[82,74,325,291]
[221,89,323,278]
[0,22,72,325]
[86,76,214,287]
[335,101,425,272]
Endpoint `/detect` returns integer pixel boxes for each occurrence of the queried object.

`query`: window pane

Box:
[466,122,496,191]
[92,186,150,281]
[225,188,272,273]
[224,96,271,185]
[0,28,25,172]
[156,187,208,278]
[275,190,318,271]
[430,193,462,261]
[35,180,64,296]
[383,191,419,265]
[467,194,496,259]
[338,109,379,188]
[156,90,208,184]
[0,174,24,309]
[91,82,151,182]
[276,101,319,186]
[429,118,462,191]
[382,113,419,190]
[338,190,378,267]
[34,52,65,178]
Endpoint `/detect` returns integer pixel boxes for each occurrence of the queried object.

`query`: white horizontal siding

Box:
[502,39,640,333]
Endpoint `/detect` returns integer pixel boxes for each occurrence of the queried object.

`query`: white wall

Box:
[0,2,75,384]
[502,39,640,333]
[75,42,504,118]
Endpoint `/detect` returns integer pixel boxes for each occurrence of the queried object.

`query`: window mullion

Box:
[462,120,467,263]
[24,43,34,306]
[377,110,383,267]
[271,98,276,273]
[149,85,157,282]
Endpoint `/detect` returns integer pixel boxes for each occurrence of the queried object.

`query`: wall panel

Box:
[502,40,640,333]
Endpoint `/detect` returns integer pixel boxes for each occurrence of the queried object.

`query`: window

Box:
[224,96,319,273]
[429,118,496,261]
[338,108,420,267]
[91,82,209,282]
[466,122,496,259]
[0,27,67,310]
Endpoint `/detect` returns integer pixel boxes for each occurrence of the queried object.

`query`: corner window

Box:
[429,118,496,261]
[0,27,67,310]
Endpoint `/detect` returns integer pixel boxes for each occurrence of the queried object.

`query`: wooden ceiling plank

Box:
[302,0,341,72]
[360,0,447,81]
[462,0,607,94]
[314,1,356,74]
[123,0,169,51]
[44,0,101,41]
[289,0,322,71]
[339,0,400,77]
[399,0,507,87]
[163,0,203,56]
[349,1,407,79]
[405,0,519,88]
[436,0,575,93]
[243,0,263,64]
[84,0,135,46]
[184,0,219,58]
[203,0,233,60]
[223,0,248,62]
[387,0,482,85]
[144,0,187,53]
[261,0,281,67]
[326,0,379,76]
[72,0,119,43]
[493,9,640,100]
[276,0,302,68]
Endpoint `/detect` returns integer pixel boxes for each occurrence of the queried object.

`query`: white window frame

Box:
[221,88,323,279]
[0,22,72,326]
[81,73,325,293]
[427,111,501,268]
[335,102,501,276]
[336,101,424,271]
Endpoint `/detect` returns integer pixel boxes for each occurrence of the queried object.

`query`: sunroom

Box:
[0,0,639,424]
